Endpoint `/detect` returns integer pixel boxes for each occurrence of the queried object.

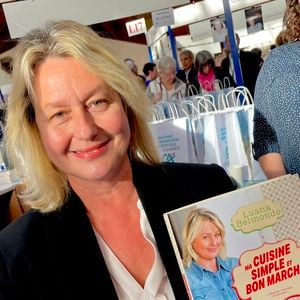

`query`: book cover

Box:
[163,174,300,300]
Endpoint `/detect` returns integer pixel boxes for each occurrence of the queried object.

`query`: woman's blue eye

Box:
[88,99,109,110]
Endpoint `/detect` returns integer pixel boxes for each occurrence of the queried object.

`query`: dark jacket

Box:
[214,67,236,89]
[176,66,200,95]
[0,162,235,299]
[221,50,261,96]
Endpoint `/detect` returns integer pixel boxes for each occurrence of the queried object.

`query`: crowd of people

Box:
[126,33,262,106]
[0,0,299,299]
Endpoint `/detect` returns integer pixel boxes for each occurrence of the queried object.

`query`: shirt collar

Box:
[191,256,232,277]
[217,256,232,272]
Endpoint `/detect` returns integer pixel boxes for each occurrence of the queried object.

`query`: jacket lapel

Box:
[55,192,119,299]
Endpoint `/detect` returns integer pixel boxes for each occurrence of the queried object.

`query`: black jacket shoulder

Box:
[132,162,236,212]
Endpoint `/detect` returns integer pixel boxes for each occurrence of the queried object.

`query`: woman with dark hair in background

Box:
[195,50,235,93]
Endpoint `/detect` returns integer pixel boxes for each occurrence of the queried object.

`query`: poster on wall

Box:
[245,5,264,34]
[210,15,227,43]
[164,174,300,300]
[151,33,171,62]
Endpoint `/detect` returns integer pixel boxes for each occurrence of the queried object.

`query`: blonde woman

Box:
[182,208,238,299]
[0,20,235,299]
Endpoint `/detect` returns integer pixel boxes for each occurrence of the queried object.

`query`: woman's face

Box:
[33,57,131,184]
[214,21,222,32]
[160,67,176,86]
[201,63,211,75]
[192,220,223,262]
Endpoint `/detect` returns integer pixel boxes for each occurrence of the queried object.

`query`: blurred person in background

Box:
[221,33,261,96]
[142,62,158,87]
[146,56,186,104]
[176,50,200,94]
[251,47,264,68]
[253,0,300,178]
[195,50,235,93]
[124,58,146,88]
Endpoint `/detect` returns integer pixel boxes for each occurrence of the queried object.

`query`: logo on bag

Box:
[163,153,176,163]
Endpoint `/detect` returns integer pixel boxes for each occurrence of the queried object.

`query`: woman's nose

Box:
[210,236,218,245]
[71,109,97,140]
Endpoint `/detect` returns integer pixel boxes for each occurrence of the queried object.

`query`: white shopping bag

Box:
[225,86,253,107]
[202,112,229,169]
[155,100,180,119]
[185,97,229,168]
[149,117,197,163]
[190,117,205,163]
[225,108,251,180]
[224,86,267,182]
[178,100,206,164]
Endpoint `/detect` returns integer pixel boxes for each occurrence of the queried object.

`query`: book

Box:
[163,174,300,300]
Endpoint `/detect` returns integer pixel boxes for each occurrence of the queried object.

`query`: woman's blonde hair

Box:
[5,20,160,212]
[182,208,226,268]
[282,0,300,42]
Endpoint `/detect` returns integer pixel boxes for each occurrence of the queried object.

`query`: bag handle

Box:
[225,86,253,107]
[194,95,217,113]
[187,84,199,97]
[150,105,166,121]
[213,78,223,91]
[225,89,238,108]
[223,77,231,88]
[235,86,253,106]
[179,100,200,118]
[156,101,179,119]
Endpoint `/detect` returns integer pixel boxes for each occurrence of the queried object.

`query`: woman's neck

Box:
[162,79,175,91]
[197,257,218,272]
[68,156,135,208]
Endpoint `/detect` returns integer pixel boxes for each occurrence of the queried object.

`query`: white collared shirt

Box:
[229,50,241,82]
[93,200,175,300]
[184,68,191,82]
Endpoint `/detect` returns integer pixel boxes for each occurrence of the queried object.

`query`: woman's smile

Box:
[71,140,111,159]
